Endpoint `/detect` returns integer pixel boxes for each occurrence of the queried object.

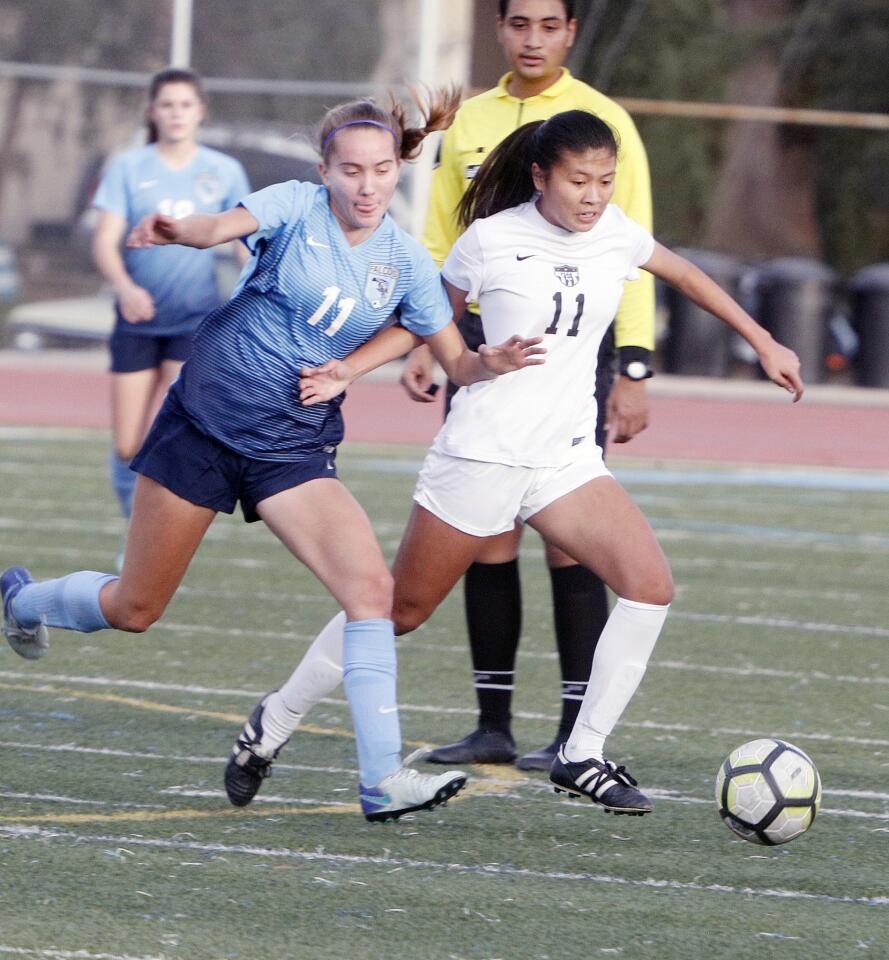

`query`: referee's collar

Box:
[495,67,575,102]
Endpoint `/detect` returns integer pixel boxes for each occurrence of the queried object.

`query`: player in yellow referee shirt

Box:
[402,0,657,772]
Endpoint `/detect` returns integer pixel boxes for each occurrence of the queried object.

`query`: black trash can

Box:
[663,249,745,376]
[849,263,889,388]
[755,257,836,385]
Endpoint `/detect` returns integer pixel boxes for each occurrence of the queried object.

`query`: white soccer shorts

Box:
[413,442,611,537]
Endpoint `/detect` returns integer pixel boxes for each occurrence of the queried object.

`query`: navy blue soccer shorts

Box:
[109,322,195,374]
[131,394,339,522]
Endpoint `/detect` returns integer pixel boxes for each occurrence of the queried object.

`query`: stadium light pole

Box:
[409,0,439,239]
[170,0,194,67]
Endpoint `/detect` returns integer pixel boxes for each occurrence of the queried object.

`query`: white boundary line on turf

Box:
[4,670,888,748]
[2,825,887,908]
[4,740,888,820]
[0,947,165,960]
[0,740,350,776]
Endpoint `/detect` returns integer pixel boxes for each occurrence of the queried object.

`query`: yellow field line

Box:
[0,679,351,739]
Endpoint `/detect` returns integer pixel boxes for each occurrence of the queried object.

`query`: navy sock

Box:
[464,559,521,734]
[550,564,609,741]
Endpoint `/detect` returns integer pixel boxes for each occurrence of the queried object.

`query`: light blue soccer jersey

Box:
[92,144,250,335]
[171,181,452,461]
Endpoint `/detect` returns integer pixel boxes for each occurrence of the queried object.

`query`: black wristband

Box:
[618,346,653,379]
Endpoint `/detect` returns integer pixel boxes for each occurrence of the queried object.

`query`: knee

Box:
[343,569,394,622]
[109,597,165,633]
[640,569,674,607]
[392,598,426,636]
[114,443,141,462]
[624,564,674,608]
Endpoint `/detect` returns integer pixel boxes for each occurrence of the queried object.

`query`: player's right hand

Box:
[126,213,180,248]
[299,360,355,405]
[118,284,155,323]
[400,345,438,403]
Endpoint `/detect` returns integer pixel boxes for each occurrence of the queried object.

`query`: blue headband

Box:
[322,119,399,150]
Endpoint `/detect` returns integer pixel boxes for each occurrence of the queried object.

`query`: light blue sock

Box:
[342,618,402,787]
[110,451,137,519]
[11,571,117,632]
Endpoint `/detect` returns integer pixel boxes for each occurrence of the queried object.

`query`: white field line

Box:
[3,739,888,822]
[0,948,165,960]
[2,824,887,908]
[4,670,888,748]
[0,791,164,809]
[0,740,349,775]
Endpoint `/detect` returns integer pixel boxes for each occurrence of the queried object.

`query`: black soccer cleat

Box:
[424,727,517,765]
[515,738,560,772]
[550,746,653,816]
[224,694,288,807]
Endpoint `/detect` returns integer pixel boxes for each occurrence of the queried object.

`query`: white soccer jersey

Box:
[439,201,655,467]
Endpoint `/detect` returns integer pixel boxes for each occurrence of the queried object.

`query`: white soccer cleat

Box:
[360,766,467,822]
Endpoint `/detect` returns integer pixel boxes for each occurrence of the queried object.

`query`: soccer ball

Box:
[715,738,821,845]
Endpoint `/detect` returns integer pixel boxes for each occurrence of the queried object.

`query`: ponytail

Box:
[318,86,462,164]
[457,122,543,231]
[458,110,620,229]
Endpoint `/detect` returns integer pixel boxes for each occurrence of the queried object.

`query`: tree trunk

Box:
[705,0,821,259]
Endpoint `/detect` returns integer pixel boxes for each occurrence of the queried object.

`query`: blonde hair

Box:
[317,86,461,163]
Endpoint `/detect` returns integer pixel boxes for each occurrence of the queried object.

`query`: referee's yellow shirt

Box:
[423,68,655,351]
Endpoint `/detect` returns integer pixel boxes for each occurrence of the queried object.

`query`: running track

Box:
[2,352,889,470]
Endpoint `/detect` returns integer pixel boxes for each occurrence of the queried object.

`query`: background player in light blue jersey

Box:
[2,89,544,823]
[92,68,250,532]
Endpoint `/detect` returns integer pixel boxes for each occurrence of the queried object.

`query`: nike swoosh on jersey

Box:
[137,179,158,190]
[516,254,535,261]
[307,236,329,248]
[377,705,399,714]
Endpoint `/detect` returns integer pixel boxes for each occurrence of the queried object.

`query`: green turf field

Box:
[1,428,887,960]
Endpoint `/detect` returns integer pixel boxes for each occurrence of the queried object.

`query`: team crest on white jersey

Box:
[194,173,222,205]
[554,264,580,287]
[365,264,399,309]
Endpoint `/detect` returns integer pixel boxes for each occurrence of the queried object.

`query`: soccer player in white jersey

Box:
[0,90,545,824]
[92,69,250,540]
[223,109,804,817]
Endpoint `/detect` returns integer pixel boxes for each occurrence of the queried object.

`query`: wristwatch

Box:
[622,360,654,381]
[618,347,654,381]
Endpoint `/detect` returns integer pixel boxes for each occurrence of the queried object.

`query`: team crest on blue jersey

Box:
[194,173,222,205]
[554,264,580,287]
[365,264,399,309]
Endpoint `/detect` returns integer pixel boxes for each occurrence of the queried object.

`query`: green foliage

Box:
[574,0,740,244]
[781,1,889,273]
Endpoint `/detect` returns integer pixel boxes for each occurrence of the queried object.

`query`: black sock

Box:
[464,559,521,734]
[550,564,610,741]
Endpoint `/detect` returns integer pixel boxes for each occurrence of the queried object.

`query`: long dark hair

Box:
[145,68,205,144]
[317,86,462,164]
[457,110,619,230]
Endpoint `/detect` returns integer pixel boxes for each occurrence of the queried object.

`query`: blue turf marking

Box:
[349,456,889,493]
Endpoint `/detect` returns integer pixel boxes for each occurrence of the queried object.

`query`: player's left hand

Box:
[606,376,649,444]
[759,341,804,402]
[478,335,546,375]
[299,360,354,405]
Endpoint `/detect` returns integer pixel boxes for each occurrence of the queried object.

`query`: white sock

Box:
[563,598,669,762]
[258,611,346,750]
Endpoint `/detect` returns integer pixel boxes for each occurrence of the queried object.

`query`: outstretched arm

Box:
[644,243,804,401]
[126,206,259,251]
[299,282,545,406]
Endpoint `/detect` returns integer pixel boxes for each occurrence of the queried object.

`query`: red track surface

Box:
[2,361,889,470]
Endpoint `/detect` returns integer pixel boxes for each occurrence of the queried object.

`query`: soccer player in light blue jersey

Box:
[2,88,545,823]
[92,68,250,532]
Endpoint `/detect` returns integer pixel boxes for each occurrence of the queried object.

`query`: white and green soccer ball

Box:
[715,738,822,845]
